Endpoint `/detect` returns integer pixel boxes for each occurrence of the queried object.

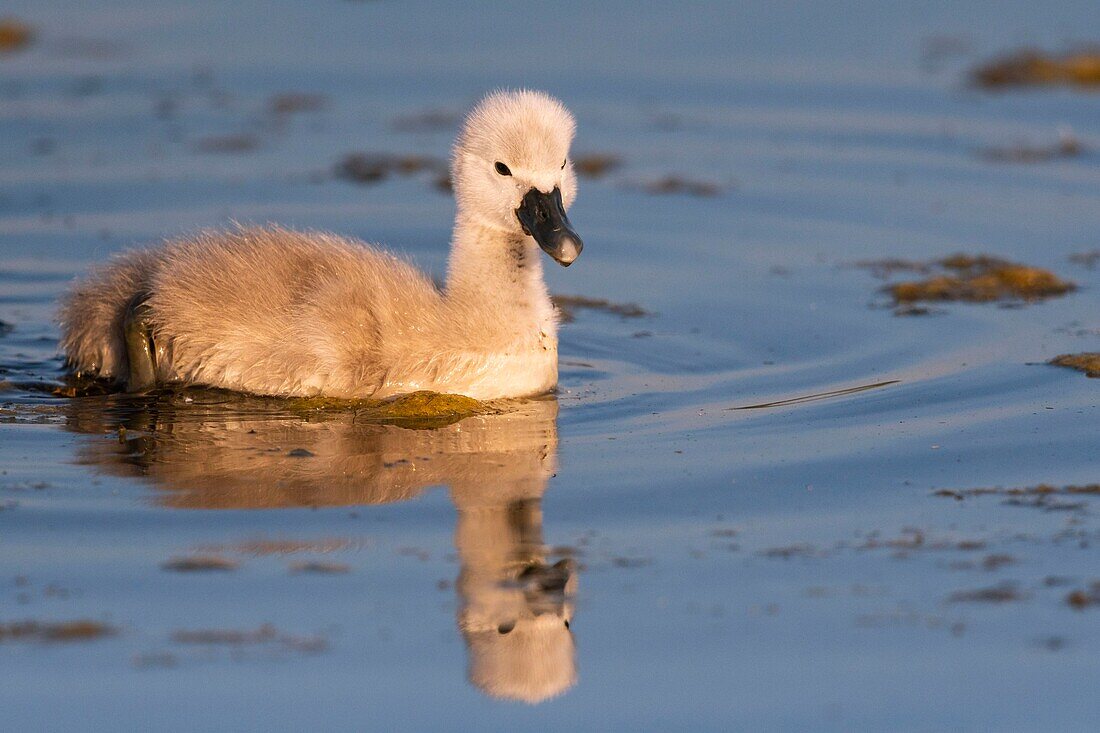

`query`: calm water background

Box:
[1,1,1098,730]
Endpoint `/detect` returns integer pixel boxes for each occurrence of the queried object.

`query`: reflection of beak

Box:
[515,187,583,267]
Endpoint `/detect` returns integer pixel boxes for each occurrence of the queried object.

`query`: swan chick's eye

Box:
[494,161,512,176]
[561,159,567,169]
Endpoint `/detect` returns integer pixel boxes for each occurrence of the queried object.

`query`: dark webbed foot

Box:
[123,292,157,393]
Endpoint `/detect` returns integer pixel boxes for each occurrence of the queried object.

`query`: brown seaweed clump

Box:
[879,255,1075,306]
[933,483,1099,512]
[973,49,1100,89]
[1049,353,1100,378]
[0,620,115,642]
[0,18,33,53]
[1066,583,1100,610]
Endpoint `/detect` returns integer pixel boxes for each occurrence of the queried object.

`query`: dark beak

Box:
[515,187,583,267]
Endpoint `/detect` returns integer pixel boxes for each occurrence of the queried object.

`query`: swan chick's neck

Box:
[445,216,555,335]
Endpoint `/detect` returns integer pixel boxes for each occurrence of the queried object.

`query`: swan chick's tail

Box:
[58,249,159,382]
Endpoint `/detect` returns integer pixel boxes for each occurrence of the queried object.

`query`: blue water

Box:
[1,2,1099,730]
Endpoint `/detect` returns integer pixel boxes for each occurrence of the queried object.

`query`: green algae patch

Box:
[367,391,487,429]
[287,391,489,430]
[33,379,487,430]
[0,620,116,643]
[861,255,1076,310]
[1049,353,1100,378]
[973,49,1100,89]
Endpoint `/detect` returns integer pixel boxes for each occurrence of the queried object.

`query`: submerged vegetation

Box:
[972,49,1100,89]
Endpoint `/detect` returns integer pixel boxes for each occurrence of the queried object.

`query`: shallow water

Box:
[1,1,1099,730]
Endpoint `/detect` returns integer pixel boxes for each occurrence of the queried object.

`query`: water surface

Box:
[1,1,1098,730]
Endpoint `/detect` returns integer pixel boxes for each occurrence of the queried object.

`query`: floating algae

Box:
[0,18,33,53]
[934,483,1100,499]
[390,108,460,133]
[572,154,622,179]
[637,175,723,197]
[980,130,1083,163]
[268,92,326,115]
[171,623,328,654]
[0,620,115,642]
[551,294,650,323]
[195,537,363,556]
[289,560,350,575]
[948,583,1027,604]
[161,555,239,572]
[1049,353,1100,378]
[289,391,488,430]
[972,49,1100,89]
[1069,250,1100,270]
[335,152,447,184]
[44,379,487,431]
[1066,583,1100,611]
[861,255,1075,309]
[194,134,259,154]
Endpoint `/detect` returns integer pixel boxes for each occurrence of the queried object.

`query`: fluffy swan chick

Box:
[59,90,584,400]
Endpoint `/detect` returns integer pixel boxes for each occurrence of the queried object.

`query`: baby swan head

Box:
[452,90,583,267]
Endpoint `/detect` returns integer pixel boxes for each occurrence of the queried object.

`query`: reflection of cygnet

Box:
[64,394,577,702]
[452,486,577,704]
